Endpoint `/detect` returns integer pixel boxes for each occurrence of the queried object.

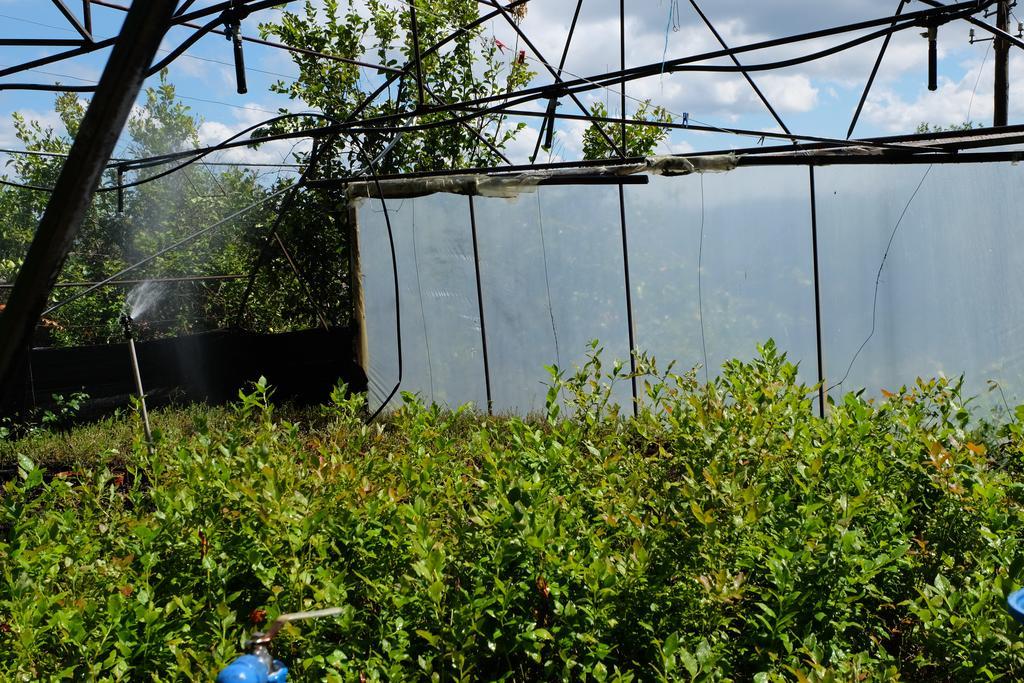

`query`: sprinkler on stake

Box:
[217,607,346,682]
[120,313,154,454]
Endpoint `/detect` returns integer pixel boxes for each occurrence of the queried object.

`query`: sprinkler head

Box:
[119,313,135,340]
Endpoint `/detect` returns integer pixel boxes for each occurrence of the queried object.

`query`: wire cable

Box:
[966,39,992,122]
[411,200,435,400]
[535,192,562,370]
[342,132,403,423]
[829,164,934,392]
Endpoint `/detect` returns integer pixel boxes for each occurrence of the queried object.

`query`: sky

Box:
[0,0,1021,168]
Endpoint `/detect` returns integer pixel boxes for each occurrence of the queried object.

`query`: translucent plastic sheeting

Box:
[357,186,633,413]
[472,186,632,414]
[357,169,818,413]
[358,194,487,411]
[815,161,1024,411]
[623,168,818,385]
[357,160,1024,415]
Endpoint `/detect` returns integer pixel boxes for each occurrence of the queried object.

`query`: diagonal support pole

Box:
[530,0,584,162]
[848,0,906,139]
[490,2,626,158]
[52,0,94,41]
[0,0,178,403]
[689,0,793,138]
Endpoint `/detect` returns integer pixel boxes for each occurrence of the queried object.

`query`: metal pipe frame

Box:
[4,0,1001,171]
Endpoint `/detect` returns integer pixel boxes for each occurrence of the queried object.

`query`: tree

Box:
[247,0,537,332]
[582,100,674,160]
[259,0,534,174]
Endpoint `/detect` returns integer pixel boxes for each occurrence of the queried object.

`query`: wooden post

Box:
[0,0,178,404]
[347,201,369,386]
[995,0,1010,126]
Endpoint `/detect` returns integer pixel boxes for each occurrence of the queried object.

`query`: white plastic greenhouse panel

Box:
[355,160,1024,417]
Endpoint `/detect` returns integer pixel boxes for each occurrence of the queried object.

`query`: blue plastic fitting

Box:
[216,654,289,683]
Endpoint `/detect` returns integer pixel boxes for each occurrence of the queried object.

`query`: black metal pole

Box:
[82,0,92,35]
[620,0,627,157]
[272,230,331,331]
[848,0,906,139]
[0,0,178,402]
[618,184,638,416]
[928,24,938,91]
[808,166,826,417]
[408,1,426,109]
[689,0,793,138]
[489,2,625,157]
[229,8,248,95]
[530,0,584,162]
[52,0,93,41]
[468,196,493,414]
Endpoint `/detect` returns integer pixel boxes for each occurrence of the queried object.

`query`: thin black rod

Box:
[82,0,92,35]
[689,0,792,137]
[848,0,906,139]
[808,167,826,418]
[0,37,117,80]
[272,230,331,330]
[408,1,426,109]
[342,132,403,423]
[468,196,493,415]
[490,1,625,157]
[618,184,638,416]
[928,24,938,91]
[620,0,627,157]
[531,0,584,162]
[174,0,198,17]
[0,39,87,46]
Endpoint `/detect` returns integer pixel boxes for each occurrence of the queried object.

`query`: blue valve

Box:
[217,654,288,683]
[1008,588,1024,625]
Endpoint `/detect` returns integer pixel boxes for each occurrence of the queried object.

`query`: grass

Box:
[2,341,1024,681]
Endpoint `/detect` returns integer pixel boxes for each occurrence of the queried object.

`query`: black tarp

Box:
[6,327,365,420]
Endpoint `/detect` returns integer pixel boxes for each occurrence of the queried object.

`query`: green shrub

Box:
[2,343,1024,680]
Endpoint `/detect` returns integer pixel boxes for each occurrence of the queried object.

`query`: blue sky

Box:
[0,1,1019,167]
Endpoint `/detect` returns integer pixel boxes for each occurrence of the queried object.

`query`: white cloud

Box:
[759,74,819,113]
[862,51,1018,131]
[198,104,312,166]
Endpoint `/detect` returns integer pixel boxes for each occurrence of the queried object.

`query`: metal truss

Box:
[4,0,1024,400]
